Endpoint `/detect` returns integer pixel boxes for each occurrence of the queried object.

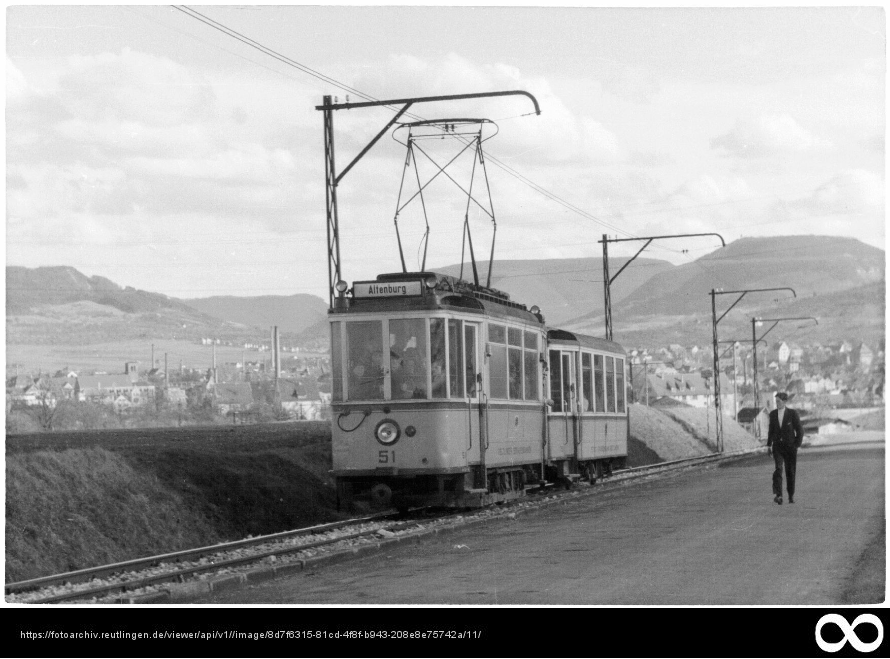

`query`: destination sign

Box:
[353,281,422,298]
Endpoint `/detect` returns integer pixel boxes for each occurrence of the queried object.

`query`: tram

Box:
[329,271,628,511]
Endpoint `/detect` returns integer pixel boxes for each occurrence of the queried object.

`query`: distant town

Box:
[6,336,333,433]
[7,334,883,437]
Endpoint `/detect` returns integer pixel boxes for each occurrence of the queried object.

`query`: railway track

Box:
[6,447,762,604]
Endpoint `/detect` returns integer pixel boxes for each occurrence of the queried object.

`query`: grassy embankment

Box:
[6,407,761,583]
[6,422,341,583]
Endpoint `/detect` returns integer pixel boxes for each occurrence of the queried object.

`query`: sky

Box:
[5,4,886,301]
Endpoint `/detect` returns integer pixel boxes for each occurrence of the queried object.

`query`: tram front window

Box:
[389,319,428,399]
[346,321,384,400]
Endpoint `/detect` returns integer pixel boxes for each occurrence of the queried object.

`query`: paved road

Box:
[195,435,884,605]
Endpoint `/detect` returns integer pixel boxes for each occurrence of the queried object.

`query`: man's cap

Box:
[775,392,789,401]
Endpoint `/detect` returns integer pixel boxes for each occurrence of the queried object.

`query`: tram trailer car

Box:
[329,271,628,511]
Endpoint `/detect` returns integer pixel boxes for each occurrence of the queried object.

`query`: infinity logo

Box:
[816,614,883,653]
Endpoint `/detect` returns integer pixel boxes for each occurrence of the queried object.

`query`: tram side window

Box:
[594,354,605,412]
[562,353,575,413]
[606,356,616,413]
[524,332,539,401]
[581,352,593,412]
[448,319,464,398]
[507,328,522,399]
[616,357,626,413]
[549,350,563,412]
[346,321,384,400]
[331,322,343,402]
[488,324,508,399]
[465,324,478,397]
[429,319,447,398]
[389,319,428,400]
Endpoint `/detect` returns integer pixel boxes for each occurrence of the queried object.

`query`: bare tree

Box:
[31,387,63,431]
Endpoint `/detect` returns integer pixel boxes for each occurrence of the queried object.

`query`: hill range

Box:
[6,236,885,369]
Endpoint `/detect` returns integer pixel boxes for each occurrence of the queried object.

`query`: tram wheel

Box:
[370,483,393,509]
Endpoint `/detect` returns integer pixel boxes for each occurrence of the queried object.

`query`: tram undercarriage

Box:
[336,468,531,512]
[336,458,625,512]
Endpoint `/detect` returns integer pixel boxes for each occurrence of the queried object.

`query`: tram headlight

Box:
[530,305,540,314]
[335,280,349,294]
[424,275,437,290]
[375,419,401,445]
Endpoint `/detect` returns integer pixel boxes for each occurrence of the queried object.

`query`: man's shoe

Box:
[789,496,794,504]
[774,495,783,505]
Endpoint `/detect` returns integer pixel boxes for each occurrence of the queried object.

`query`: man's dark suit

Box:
[767,406,804,500]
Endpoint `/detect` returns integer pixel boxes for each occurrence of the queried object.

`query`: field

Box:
[6,340,327,375]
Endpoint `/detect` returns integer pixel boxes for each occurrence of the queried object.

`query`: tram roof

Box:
[330,271,545,326]
[546,329,626,354]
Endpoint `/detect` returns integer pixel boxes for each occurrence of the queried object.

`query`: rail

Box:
[5,511,395,596]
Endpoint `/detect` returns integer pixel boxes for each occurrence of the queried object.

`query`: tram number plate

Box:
[378,450,396,464]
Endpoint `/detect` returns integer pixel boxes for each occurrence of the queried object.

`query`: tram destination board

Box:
[353,280,423,298]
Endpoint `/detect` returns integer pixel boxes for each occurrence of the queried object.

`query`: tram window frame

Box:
[616,357,626,413]
[522,340,541,401]
[593,354,605,413]
[522,332,540,401]
[487,323,508,400]
[606,356,616,413]
[548,349,563,412]
[465,323,478,398]
[331,321,343,402]
[581,352,593,413]
[507,327,523,399]
[561,352,576,414]
[448,319,464,399]
[345,320,386,401]
[429,318,447,399]
[508,345,523,399]
[388,318,429,400]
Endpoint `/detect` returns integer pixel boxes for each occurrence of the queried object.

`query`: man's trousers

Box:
[772,442,798,498]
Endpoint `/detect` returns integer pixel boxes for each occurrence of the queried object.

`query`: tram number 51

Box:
[378,450,396,464]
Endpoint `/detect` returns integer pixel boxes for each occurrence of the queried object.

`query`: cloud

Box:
[7,163,129,221]
[351,52,627,166]
[620,174,759,252]
[599,62,661,104]
[750,169,885,249]
[60,48,216,125]
[796,169,884,215]
[53,119,218,157]
[7,48,309,237]
[670,174,753,204]
[711,114,833,157]
[127,145,295,183]
[7,57,28,101]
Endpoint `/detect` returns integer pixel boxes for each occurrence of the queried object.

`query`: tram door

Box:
[450,319,481,476]
[561,352,579,451]
[464,323,483,480]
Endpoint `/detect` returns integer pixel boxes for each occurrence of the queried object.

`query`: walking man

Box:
[767,392,804,505]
